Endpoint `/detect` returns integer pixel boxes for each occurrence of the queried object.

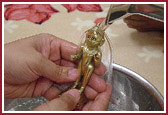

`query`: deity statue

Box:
[70,24,105,94]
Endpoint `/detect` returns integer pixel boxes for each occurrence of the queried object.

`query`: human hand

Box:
[4,33,81,99]
[81,83,112,111]
[4,33,109,111]
[124,4,164,32]
[34,83,112,111]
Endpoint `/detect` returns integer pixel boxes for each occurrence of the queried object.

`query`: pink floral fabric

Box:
[62,4,103,12]
[5,4,59,24]
[4,4,103,24]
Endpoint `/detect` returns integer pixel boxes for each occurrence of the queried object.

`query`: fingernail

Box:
[68,69,79,79]
[65,89,80,101]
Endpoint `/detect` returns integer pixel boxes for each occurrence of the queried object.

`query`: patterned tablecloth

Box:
[4,4,164,96]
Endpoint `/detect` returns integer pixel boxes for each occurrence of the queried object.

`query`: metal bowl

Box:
[4,64,164,111]
[108,63,164,111]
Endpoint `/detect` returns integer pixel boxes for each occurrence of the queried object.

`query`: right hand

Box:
[34,83,112,111]
[124,4,164,32]
[82,83,112,111]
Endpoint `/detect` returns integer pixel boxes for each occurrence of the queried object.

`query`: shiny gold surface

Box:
[70,24,105,93]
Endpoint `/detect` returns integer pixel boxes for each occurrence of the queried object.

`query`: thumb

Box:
[33,89,80,111]
[34,55,80,83]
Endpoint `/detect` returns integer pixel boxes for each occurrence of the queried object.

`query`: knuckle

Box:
[54,66,64,82]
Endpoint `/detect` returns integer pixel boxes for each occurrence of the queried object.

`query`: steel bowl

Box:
[108,63,164,111]
[4,63,164,111]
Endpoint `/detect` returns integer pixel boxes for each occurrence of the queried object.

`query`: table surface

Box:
[4,4,164,96]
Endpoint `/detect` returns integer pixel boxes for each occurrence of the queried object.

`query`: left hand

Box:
[4,33,110,111]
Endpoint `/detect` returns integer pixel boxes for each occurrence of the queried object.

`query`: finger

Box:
[126,23,148,31]
[43,85,62,100]
[61,60,106,76]
[60,59,76,67]
[31,33,78,62]
[124,15,164,32]
[5,78,60,99]
[59,39,79,61]
[82,101,93,111]
[45,34,78,61]
[88,74,106,93]
[53,59,77,67]
[88,83,112,111]
[135,4,158,13]
[32,77,53,97]
[136,27,163,32]
[4,82,36,98]
[33,53,80,83]
[126,24,139,29]
[94,62,106,76]
[54,60,61,65]
[124,14,148,21]
[84,86,98,100]
[32,78,61,100]
[124,18,148,27]
[127,24,163,32]
[136,27,154,32]
[33,89,80,111]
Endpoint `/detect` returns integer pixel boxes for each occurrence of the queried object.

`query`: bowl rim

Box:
[112,63,164,110]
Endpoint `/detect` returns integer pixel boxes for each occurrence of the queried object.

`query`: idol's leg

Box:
[79,64,94,93]
[71,60,82,89]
